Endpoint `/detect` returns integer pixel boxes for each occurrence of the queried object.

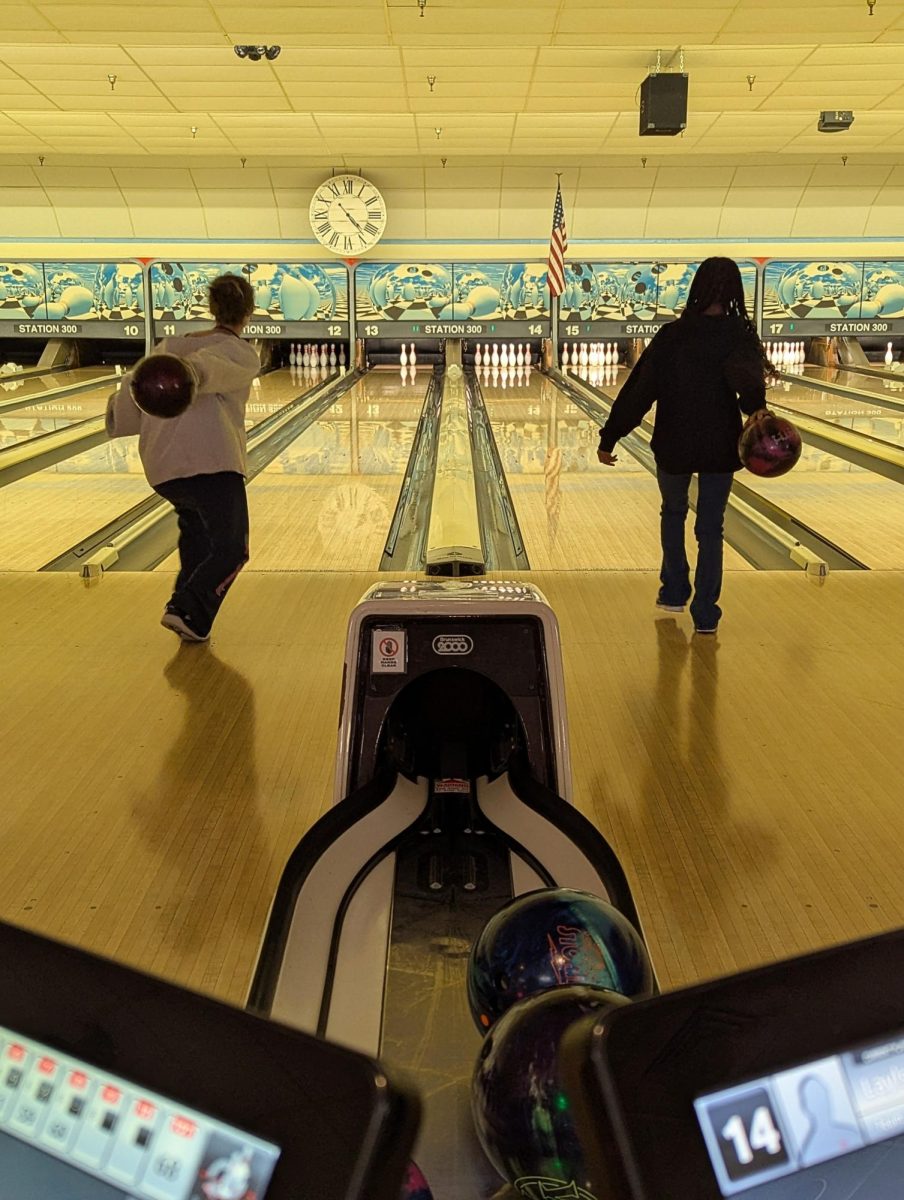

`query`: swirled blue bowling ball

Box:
[739,413,802,478]
[400,1161,434,1200]
[471,985,630,1198]
[467,888,653,1034]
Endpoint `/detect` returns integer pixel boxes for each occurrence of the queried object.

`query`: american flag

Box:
[547,180,568,298]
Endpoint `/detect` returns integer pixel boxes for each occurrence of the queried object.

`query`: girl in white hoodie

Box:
[106,274,260,642]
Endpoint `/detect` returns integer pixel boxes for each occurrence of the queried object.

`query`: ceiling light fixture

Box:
[234,45,281,61]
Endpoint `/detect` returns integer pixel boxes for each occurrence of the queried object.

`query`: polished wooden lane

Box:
[0,366,112,406]
[0,368,322,572]
[2,569,902,1004]
[482,370,753,573]
[155,370,427,574]
[221,369,426,572]
[597,364,904,569]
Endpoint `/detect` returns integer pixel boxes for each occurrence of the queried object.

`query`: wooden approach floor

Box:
[2,568,903,1006]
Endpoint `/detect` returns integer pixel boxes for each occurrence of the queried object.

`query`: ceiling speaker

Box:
[818,110,854,132]
[639,73,688,137]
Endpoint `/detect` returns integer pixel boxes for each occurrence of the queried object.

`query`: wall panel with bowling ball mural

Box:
[558,259,758,339]
[0,260,146,340]
[354,261,551,338]
[763,259,904,336]
[148,261,349,340]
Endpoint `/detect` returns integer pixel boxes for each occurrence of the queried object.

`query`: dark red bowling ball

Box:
[738,412,802,478]
[400,1161,434,1200]
[130,353,197,418]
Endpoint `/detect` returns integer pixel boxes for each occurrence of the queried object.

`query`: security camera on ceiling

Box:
[233,45,281,61]
[818,110,854,132]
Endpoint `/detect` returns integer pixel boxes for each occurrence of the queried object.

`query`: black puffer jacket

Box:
[598,315,767,474]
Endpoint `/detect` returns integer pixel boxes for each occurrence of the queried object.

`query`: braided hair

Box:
[681,256,775,378]
[208,273,254,327]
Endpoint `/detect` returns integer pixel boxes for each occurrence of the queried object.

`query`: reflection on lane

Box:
[0,365,113,405]
[765,369,904,447]
[598,361,904,569]
[479,365,751,572]
[238,367,431,572]
[0,368,322,572]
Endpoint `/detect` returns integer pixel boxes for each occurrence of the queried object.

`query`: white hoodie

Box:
[105,330,260,487]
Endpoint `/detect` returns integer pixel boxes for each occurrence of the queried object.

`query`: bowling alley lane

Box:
[604,365,904,569]
[480,368,752,572]
[0,381,121,450]
[0,365,114,406]
[0,368,321,571]
[190,368,428,572]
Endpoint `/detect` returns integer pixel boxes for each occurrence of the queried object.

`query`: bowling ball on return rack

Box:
[467,888,654,1034]
[471,984,631,1199]
[738,412,802,478]
[130,353,197,419]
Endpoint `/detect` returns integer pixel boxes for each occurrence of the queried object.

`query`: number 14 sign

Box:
[697,1085,792,1195]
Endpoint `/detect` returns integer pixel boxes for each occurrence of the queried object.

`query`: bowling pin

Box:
[491,343,500,367]
[580,343,589,367]
[500,343,509,367]
[400,343,408,367]
[320,344,328,368]
[475,343,482,367]
[509,343,516,367]
[409,343,417,367]
[886,342,894,366]
[329,345,337,368]
[561,344,569,367]
[484,343,491,366]
[517,343,524,367]
[339,344,347,367]
[289,343,297,367]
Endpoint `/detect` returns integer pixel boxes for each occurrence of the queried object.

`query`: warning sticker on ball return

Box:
[372,629,406,674]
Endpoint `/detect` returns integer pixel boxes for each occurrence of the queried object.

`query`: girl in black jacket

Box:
[598,257,770,633]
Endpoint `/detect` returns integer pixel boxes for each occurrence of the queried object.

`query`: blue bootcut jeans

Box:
[656,468,734,630]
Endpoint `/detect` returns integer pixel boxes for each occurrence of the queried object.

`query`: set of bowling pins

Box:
[477,362,533,390]
[0,361,23,376]
[289,343,345,370]
[765,340,806,366]
[561,343,620,369]
[474,343,532,369]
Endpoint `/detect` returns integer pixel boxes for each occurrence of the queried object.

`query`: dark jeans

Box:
[153,471,249,636]
[656,468,734,629]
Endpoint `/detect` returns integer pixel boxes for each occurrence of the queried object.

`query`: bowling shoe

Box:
[161,605,210,643]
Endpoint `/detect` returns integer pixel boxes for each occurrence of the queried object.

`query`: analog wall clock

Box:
[309,174,387,255]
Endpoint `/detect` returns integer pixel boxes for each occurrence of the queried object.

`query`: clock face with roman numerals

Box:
[309,174,387,256]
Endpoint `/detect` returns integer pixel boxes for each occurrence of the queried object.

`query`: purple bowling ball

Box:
[739,413,802,478]
[472,985,631,1196]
